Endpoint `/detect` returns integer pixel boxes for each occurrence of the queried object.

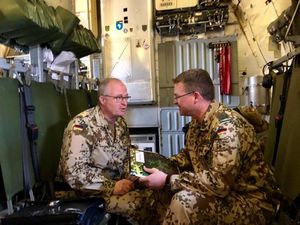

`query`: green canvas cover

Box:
[265,68,300,199]
[30,81,69,182]
[0,0,34,33]
[0,0,100,58]
[49,6,80,55]
[61,25,101,59]
[0,0,63,46]
[264,71,284,165]
[273,68,300,199]
[65,89,90,118]
[0,78,25,201]
[89,90,99,107]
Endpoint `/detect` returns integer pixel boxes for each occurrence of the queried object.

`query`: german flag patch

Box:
[217,128,227,138]
[73,124,83,131]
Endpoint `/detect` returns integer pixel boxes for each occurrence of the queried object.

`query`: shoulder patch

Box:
[216,112,232,124]
[219,118,231,124]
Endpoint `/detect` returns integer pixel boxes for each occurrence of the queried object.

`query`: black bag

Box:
[282,194,300,225]
[1,197,109,225]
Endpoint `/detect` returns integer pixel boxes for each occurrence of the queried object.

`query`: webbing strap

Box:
[19,85,35,201]
[86,91,93,108]
[272,69,292,166]
[22,85,41,183]
[63,87,72,118]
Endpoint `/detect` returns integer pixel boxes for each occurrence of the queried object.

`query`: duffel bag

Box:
[1,197,110,225]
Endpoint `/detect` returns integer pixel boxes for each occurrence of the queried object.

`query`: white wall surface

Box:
[228,0,291,76]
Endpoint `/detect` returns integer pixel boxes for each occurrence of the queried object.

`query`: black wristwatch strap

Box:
[165,174,172,186]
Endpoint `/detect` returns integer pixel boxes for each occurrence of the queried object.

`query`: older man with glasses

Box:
[57,78,157,225]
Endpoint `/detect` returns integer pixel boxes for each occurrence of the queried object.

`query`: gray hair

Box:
[97,77,123,97]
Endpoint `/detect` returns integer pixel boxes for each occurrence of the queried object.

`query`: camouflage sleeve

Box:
[117,118,131,178]
[60,126,116,196]
[170,148,192,171]
[123,149,130,178]
[173,119,241,197]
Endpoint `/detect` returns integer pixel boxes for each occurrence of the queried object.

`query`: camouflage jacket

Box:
[171,101,279,211]
[57,105,131,196]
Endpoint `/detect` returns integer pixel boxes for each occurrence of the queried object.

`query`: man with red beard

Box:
[58,78,156,225]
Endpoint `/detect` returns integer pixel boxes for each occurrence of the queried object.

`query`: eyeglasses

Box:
[174,91,194,100]
[103,95,131,103]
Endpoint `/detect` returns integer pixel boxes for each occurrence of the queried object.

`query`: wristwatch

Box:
[165,174,172,187]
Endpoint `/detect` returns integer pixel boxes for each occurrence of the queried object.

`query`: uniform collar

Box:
[95,105,121,127]
[95,105,109,127]
[202,100,220,126]
[191,100,220,131]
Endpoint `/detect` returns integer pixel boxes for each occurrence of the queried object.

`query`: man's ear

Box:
[99,96,105,105]
[193,91,203,103]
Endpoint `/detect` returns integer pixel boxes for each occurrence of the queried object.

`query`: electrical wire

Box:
[110,40,130,75]
[231,3,261,69]
[271,1,279,17]
[284,0,300,40]
[247,21,268,64]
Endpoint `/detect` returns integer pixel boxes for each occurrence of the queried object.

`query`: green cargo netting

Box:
[0,0,100,57]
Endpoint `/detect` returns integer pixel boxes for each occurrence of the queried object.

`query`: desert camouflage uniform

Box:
[164,101,280,225]
[234,106,269,152]
[57,105,156,225]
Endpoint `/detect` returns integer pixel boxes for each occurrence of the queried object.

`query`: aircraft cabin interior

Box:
[0,0,299,224]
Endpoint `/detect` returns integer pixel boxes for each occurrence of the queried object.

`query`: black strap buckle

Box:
[27,124,38,141]
[26,105,35,112]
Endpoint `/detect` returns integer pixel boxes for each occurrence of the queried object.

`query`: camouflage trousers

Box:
[56,187,173,225]
[105,188,172,225]
[162,190,274,225]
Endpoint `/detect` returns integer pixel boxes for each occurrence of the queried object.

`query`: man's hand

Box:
[113,179,134,195]
[139,167,167,190]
